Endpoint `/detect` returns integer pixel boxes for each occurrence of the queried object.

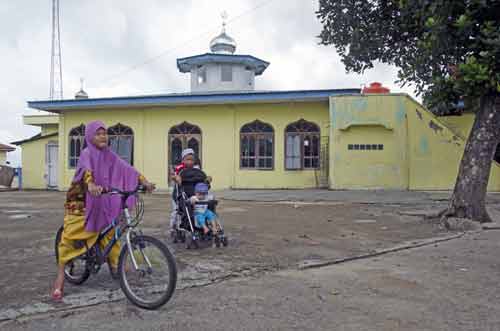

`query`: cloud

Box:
[0,0,417,166]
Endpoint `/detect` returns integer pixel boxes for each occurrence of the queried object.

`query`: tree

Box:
[317,0,500,223]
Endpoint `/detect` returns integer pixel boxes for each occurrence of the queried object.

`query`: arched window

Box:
[168,122,202,168]
[68,124,85,168]
[108,123,134,165]
[240,120,274,169]
[285,119,320,170]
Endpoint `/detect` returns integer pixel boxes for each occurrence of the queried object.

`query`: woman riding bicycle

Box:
[52,120,154,301]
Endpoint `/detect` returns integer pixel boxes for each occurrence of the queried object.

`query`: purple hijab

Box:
[73,121,140,232]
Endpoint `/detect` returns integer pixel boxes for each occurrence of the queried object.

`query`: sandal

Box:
[51,287,64,301]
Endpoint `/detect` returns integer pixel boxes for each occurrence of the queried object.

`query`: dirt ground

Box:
[1,190,499,330]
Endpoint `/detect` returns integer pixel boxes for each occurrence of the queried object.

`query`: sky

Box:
[0,0,416,166]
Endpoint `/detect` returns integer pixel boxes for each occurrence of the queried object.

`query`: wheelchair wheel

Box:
[179,230,186,243]
[170,230,178,244]
[185,234,199,249]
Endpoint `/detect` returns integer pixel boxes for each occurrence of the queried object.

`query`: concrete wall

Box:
[232,102,329,189]
[20,135,58,189]
[406,98,500,191]
[58,101,330,191]
[328,94,500,191]
[438,113,475,140]
[41,124,58,136]
[329,95,409,190]
[0,151,6,164]
[36,93,500,192]
[190,63,255,92]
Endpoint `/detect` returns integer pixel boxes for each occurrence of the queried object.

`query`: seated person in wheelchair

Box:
[190,182,220,235]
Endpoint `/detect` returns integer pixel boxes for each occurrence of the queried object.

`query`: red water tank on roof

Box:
[362,82,390,94]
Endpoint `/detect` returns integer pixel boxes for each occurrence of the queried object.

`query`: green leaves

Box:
[317,0,500,114]
[425,17,436,29]
[454,14,469,29]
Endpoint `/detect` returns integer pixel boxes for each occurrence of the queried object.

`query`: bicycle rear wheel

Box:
[54,226,90,285]
[118,235,177,310]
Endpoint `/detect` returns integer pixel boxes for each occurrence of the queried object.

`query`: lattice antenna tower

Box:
[49,0,63,99]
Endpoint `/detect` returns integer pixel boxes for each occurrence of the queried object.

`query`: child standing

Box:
[170,148,204,232]
[169,150,187,232]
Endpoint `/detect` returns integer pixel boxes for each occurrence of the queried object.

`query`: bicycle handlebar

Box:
[105,185,147,196]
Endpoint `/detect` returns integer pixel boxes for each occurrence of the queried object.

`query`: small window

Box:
[197,67,206,84]
[347,144,384,151]
[221,65,232,82]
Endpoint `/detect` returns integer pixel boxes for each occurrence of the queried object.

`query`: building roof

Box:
[177,53,270,75]
[27,88,361,113]
[0,143,15,152]
[11,133,58,146]
[23,114,59,126]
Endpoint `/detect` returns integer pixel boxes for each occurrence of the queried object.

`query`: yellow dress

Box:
[57,171,145,268]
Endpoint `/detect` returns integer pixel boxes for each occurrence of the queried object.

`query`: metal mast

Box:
[49,0,63,99]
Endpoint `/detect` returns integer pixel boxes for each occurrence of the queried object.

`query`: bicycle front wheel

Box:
[118,235,177,310]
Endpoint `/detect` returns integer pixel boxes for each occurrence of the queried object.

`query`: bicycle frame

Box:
[93,188,152,272]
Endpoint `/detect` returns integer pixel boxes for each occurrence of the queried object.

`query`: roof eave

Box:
[11,132,58,146]
[28,89,361,113]
[176,53,270,75]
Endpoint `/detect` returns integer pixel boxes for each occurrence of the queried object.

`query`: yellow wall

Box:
[59,101,330,191]
[41,124,58,136]
[232,102,330,189]
[438,113,475,140]
[329,95,409,189]
[328,94,500,191]
[20,135,58,189]
[406,98,500,191]
[59,110,146,189]
[25,94,500,192]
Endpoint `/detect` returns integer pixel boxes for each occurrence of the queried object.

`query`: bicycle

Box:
[55,185,177,310]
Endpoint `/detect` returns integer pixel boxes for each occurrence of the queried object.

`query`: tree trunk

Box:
[446,95,500,223]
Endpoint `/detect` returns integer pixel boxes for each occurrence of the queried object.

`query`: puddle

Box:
[0,203,33,208]
[219,207,248,213]
[3,210,45,214]
[8,214,32,220]
[354,219,377,224]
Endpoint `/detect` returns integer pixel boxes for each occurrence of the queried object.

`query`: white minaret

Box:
[177,12,270,93]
